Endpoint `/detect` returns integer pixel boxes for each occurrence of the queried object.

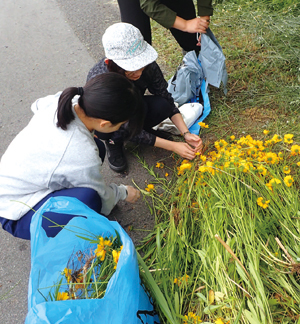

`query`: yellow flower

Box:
[284,175,294,187]
[215,139,228,151]
[57,292,69,301]
[270,134,282,144]
[200,155,207,162]
[230,135,235,140]
[165,172,169,177]
[266,178,281,191]
[94,244,106,261]
[284,134,294,144]
[63,268,72,283]
[174,274,189,286]
[256,165,267,176]
[297,162,300,167]
[215,318,225,324]
[94,237,112,261]
[291,145,300,156]
[145,184,155,192]
[198,121,209,128]
[155,162,164,169]
[270,178,281,185]
[206,161,215,175]
[257,197,270,209]
[183,312,202,324]
[283,166,291,174]
[263,130,270,135]
[178,162,192,175]
[112,246,123,269]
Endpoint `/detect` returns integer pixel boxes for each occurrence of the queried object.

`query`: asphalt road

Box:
[0,0,173,322]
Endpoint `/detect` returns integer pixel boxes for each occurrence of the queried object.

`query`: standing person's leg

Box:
[117,0,152,44]
[162,0,198,52]
[0,187,102,240]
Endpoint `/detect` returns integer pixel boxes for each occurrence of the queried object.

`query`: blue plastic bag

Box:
[25,197,160,324]
[188,78,211,135]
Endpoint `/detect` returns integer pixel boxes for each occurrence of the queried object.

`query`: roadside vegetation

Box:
[138,1,300,323]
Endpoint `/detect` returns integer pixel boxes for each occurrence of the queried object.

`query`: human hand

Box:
[185,16,210,34]
[173,142,197,160]
[196,16,211,45]
[125,186,141,203]
[184,133,203,153]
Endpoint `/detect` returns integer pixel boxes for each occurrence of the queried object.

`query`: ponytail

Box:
[56,73,144,136]
[56,87,79,130]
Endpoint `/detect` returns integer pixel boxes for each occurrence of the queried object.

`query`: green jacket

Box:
[140,0,213,29]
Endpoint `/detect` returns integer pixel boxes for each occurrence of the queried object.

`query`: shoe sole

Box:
[107,159,127,173]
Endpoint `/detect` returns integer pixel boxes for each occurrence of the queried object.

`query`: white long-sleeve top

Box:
[0,92,127,220]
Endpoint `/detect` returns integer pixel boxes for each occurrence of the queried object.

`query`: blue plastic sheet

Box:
[25,197,159,324]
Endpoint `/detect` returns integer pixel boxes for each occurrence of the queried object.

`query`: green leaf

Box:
[137,252,179,324]
[174,291,180,314]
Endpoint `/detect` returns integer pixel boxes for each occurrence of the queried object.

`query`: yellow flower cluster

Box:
[266,178,281,191]
[94,236,113,261]
[174,274,189,286]
[183,312,202,324]
[177,159,192,175]
[54,233,123,302]
[257,197,270,209]
[185,133,299,193]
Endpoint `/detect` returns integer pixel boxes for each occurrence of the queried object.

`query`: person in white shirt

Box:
[0,73,142,239]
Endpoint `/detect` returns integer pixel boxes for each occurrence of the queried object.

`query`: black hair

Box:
[105,59,126,76]
[56,73,144,137]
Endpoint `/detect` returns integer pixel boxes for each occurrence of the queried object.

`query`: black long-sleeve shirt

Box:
[87,59,180,145]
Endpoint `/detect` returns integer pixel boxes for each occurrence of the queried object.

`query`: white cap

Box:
[102,23,158,72]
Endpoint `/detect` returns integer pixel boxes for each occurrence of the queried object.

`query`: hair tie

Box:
[78,87,84,96]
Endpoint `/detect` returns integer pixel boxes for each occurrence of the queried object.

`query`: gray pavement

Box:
[0,0,174,322]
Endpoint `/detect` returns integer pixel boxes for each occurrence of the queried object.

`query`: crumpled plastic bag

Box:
[25,196,160,324]
[167,51,205,106]
[198,28,228,94]
[153,102,203,135]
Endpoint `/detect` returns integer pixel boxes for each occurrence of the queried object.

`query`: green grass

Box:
[151,0,300,146]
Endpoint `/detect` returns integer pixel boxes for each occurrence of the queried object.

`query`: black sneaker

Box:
[105,140,127,173]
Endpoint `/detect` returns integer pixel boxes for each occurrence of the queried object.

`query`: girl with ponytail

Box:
[0,73,142,240]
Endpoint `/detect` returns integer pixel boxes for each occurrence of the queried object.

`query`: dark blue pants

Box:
[0,139,105,240]
[0,187,102,240]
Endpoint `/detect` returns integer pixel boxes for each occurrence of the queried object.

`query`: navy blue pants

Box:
[0,139,105,240]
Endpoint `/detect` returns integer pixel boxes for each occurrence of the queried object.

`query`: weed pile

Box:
[139,131,300,323]
[39,233,123,301]
[142,2,300,322]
